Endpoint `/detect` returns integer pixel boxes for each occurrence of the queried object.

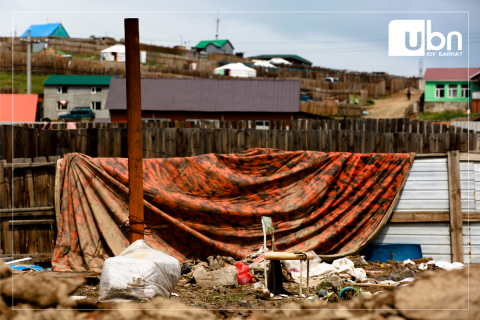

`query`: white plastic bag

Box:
[98,240,181,302]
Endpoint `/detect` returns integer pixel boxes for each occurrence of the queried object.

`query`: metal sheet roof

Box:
[20,23,69,38]
[105,78,301,112]
[195,40,232,49]
[44,75,116,86]
[0,94,38,122]
[423,68,480,81]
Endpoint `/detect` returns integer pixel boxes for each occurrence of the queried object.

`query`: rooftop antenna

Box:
[215,13,220,40]
[419,58,423,78]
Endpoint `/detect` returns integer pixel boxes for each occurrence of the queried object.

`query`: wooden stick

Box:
[299,260,303,297]
[265,252,314,261]
[351,283,396,288]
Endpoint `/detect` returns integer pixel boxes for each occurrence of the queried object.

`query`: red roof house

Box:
[0,94,38,122]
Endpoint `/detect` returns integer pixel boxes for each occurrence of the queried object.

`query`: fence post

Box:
[447,150,464,263]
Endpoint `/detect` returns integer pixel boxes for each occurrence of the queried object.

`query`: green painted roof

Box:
[195,39,230,49]
[249,54,312,65]
[43,75,117,86]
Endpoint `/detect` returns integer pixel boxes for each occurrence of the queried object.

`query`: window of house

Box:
[435,84,445,98]
[448,84,458,98]
[57,86,68,94]
[91,87,103,94]
[57,101,68,110]
[91,101,101,110]
[461,84,470,98]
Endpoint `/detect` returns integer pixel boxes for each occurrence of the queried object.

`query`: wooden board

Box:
[448,151,464,263]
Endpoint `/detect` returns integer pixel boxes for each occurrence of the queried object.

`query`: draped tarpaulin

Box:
[52,148,414,272]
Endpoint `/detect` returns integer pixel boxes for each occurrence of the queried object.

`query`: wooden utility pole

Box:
[124,18,144,242]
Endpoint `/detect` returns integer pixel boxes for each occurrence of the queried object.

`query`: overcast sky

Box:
[1,0,479,77]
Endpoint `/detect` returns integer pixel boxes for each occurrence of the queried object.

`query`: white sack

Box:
[434,261,465,271]
[98,240,181,302]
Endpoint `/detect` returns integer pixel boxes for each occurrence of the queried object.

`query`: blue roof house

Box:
[21,23,69,38]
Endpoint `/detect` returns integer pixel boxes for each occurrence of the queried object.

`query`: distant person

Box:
[407,87,411,100]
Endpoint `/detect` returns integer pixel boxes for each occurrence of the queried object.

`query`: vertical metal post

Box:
[27,30,31,94]
[124,18,144,242]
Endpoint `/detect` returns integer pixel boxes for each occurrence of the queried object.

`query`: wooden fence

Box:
[1,121,479,165]
[0,157,59,260]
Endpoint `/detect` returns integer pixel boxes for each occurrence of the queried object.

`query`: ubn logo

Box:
[389,20,462,56]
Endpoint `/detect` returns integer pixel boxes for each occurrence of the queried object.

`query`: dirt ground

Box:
[3,262,479,320]
[6,256,437,319]
[364,88,422,119]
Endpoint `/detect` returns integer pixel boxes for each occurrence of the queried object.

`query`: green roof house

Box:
[195,39,234,55]
[43,75,117,122]
[423,68,480,113]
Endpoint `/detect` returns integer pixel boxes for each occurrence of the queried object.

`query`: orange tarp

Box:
[52,149,414,272]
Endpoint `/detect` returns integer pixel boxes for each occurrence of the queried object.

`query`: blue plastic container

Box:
[361,244,422,262]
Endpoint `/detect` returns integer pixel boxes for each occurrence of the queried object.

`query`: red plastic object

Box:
[235,261,256,285]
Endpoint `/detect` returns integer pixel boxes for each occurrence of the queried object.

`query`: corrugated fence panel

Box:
[371,222,452,262]
[451,121,480,132]
[460,162,475,212]
[463,222,480,264]
[395,158,449,212]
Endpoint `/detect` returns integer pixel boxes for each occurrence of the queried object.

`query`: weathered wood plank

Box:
[448,150,464,263]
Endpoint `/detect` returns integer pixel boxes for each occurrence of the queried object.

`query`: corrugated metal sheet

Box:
[105,78,301,113]
[371,222,452,262]
[450,121,480,133]
[395,158,449,212]
[463,222,480,264]
[373,158,480,264]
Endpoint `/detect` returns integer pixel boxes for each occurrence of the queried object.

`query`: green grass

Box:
[0,72,50,94]
[364,98,375,106]
[418,111,480,121]
[375,94,391,100]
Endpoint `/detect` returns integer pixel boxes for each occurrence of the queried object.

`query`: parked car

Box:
[58,107,95,122]
[324,77,340,82]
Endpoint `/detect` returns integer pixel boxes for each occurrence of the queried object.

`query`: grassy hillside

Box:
[0,72,50,94]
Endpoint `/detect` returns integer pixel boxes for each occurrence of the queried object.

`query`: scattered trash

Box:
[434,261,465,271]
[339,287,357,299]
[279,294,288,297]
[418,263,428,270]
[403,259,415,265]
[317,289,329,297]
[8,265,44,272]
[70,296,87,300]
[235,261,256,285]
[98,240,181,302]
[5,257,34,265]
[170,293,179,297]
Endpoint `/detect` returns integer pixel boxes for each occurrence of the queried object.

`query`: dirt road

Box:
[364,90,422,119]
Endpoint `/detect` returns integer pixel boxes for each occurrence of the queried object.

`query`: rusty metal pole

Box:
[124,18,144,242]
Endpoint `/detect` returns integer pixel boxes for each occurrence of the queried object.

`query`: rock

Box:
[389,269,416,281]
[238,300,251,307]
[0,261,12,279]
[193,266,237,288]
